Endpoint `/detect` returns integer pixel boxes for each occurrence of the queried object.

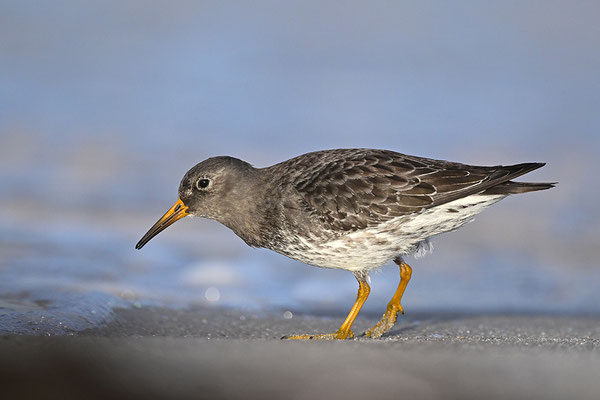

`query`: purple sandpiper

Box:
[136,149,554,339]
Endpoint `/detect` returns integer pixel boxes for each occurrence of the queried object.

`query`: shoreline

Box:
[2,307,599,399]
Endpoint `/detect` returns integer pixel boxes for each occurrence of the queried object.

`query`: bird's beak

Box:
[135,198,189,250]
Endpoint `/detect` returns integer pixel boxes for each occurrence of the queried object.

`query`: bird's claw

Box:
[363,306,401,338]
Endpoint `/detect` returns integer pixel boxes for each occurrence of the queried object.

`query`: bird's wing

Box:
[289,149,542,232]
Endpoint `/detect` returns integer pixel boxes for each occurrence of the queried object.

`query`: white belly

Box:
[280,194,506,272]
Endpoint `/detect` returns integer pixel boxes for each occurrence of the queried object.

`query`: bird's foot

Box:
[282,330,354,340]
[363,305,402,338]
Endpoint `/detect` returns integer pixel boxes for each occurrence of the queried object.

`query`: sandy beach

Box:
[2,307,599,400]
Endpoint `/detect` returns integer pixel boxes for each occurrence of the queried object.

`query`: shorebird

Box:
[136,149,554,339]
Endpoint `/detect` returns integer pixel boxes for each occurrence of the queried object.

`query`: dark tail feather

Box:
[482,181,556,195]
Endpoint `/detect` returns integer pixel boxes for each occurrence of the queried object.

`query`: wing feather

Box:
[271,149,543,232]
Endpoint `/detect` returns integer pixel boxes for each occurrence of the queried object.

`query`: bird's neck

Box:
[213,170,274,248]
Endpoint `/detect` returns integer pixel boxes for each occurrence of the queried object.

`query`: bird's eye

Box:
[196,178,210,190]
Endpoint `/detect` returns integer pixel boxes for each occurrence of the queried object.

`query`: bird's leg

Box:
[283,275,370,340]
[364,258,412,338]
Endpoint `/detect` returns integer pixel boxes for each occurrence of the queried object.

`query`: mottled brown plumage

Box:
[268,149,550,233]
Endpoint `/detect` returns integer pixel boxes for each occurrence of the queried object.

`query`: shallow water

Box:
[1,212,599,335]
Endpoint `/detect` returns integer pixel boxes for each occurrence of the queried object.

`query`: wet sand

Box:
[2,307,600,399]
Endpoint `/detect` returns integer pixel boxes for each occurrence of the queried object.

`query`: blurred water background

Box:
[1,1,599,334]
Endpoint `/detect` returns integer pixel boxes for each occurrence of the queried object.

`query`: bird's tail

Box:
[482,180,556,195]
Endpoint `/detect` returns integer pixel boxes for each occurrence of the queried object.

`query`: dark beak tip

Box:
[135,238,146,250]
[135,235,153,250]
[135,231,153,250]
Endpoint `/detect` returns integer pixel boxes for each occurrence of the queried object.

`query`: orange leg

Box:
[364,259,412,338]
[284,277,370,340]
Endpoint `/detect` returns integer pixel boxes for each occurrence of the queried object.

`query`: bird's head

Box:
[135,156,257,250]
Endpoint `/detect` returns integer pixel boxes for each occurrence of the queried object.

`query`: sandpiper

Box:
[136,149,554,339]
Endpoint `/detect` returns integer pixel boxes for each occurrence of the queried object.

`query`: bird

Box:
[135,148,554,339]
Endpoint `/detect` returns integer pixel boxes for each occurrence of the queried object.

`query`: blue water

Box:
[1,1,599,333]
